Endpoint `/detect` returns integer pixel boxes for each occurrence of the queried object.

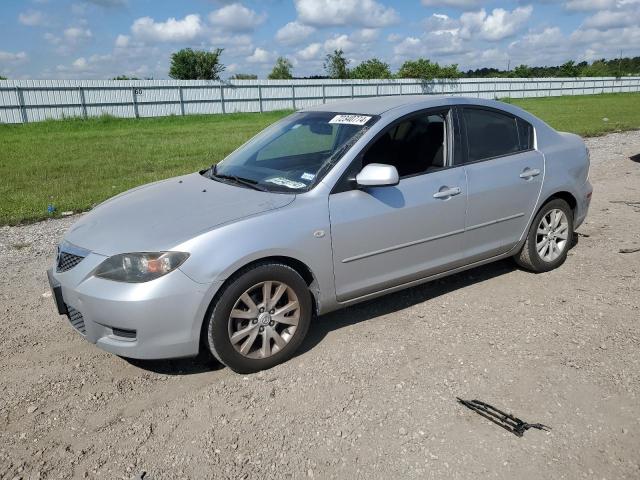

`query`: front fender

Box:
[175,195,337,313]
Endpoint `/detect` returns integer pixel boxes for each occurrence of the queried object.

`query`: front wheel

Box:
[205,263,312,373]
[515,198,574,273]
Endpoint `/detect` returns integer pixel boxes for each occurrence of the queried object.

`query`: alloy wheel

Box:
[536,208,569,262]
[227,281,300,359]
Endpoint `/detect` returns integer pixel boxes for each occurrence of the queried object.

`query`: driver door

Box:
[328,109,468,302]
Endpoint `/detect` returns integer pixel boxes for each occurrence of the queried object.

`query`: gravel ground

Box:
[1,131,639,480]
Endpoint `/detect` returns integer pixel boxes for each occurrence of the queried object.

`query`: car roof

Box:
[301,95,507,116]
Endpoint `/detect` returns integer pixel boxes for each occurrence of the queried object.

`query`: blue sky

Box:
[1,0,639,79]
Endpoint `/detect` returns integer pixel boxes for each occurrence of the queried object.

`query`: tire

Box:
[205,262,312,374]
[515,198,574,273]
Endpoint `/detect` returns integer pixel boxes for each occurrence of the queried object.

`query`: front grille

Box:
[67,305,86,336]
[57,251,85,273]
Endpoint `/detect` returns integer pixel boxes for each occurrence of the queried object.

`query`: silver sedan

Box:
[48,96,592,373]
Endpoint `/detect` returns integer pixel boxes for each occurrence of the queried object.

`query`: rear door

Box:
[458,106,544,261]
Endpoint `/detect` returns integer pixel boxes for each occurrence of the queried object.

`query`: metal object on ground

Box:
[457,397,551,437]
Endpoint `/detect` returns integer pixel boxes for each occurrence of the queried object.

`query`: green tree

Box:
[324,49,350,79]
[113,75,140,80]
[397,58,459,79]
[437,63,461,79]
[350,58,391,79]
[580,60,611,77]
[512,64,532,78]
[559,60,579,77]
[0,76,6,80]
[230,73,258,80]
[169,48,225,80]
[268,57,293,79]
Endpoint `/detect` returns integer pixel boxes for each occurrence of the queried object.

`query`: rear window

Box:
[462,108,533,163]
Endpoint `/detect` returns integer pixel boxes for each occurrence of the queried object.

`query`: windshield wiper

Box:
[209,165,268,192]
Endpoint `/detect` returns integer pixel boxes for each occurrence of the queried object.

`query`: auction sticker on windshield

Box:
[265,177,306,189]
[329,114,372,126]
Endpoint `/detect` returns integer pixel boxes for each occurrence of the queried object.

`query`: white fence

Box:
[1,77,639,124]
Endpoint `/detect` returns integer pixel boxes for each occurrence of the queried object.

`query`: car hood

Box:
[64,172,295,255]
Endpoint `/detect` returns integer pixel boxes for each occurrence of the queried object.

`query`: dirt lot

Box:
[1,131,639,480]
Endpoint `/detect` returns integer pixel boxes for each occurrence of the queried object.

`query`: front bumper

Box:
[48,251,222,360]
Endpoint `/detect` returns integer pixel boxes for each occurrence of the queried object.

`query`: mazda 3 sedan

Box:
[48,96,592,373]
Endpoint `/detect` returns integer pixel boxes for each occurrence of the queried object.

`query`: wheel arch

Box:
[198,255,320,353]
[540,190,578,217]
[516,189,578,250]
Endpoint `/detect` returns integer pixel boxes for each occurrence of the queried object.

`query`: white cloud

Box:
[511,26,566,50]
[209,3,265,32]
[294,0,399,28]
[115,34,130,48]
[393,30,466,58]
[324,34,356,53]
[505,14,640,68]
[55,49,155,79]
[64,27,92,41]
[296,42,322,61]
[460,6,533,41]
[480,6,533,40]
[0,51,28,63]
[570,24,640,51]
[393,37,422,57]
[42,25,93,55]
[564,0,618,11]
[211,33,255,57]
[507,27,568,64]
[131,14,204,43]
[424,13,459,34]
[392,5,533,64]
[246,47,275,64]
[18,10,47,27]
[276,21,315,46]
[583,9,636,29]
[421,0,481,8]
[72,57,89,69]
[461,48,509,69]
[352,28,379,43]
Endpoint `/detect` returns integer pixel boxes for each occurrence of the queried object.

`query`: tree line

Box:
[463,58,640,78]
[163,48,640,81]
[2,49,639,81]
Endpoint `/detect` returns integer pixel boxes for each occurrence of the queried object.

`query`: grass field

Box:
[508,92,640,136]
[1,92,639,225]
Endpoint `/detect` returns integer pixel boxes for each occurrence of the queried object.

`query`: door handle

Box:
[520,168,541,179]
[433,186,462,199]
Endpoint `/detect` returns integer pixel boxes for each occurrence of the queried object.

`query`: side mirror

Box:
[355,163,399,188]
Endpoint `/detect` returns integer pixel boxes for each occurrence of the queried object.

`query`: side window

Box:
[462,108,526,163]
[517,117,534,150]
[362,111,448,178]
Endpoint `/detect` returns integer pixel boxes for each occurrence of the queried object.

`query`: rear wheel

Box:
[515,198,574,272]
[205,263,312,373]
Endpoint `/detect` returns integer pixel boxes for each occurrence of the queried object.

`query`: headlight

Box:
[94,252,189,283]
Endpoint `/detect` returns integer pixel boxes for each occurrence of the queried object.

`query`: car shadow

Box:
[124,259,517,375]
[123,354,224,376]
[126,241,581,374]
[296,258,518,358]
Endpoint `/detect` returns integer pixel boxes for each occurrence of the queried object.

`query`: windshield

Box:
[207,111,376,192]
